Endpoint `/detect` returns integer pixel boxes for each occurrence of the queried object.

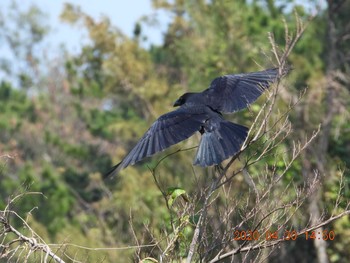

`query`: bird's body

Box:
[108,68,285,175]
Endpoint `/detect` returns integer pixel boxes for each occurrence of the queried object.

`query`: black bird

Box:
[107,68,284,175]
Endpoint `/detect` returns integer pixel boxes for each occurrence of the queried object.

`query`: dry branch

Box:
[0,195,66,263]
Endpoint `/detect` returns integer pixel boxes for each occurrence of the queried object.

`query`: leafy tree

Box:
[0,0,349,262]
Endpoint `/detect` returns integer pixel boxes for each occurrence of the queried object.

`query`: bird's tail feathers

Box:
[194,121,248,166]
[104,162,122,178]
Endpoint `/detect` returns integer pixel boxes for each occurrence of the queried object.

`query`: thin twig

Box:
[209,209,350,262]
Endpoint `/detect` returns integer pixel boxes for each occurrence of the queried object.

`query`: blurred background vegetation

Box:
[0,0,349,262]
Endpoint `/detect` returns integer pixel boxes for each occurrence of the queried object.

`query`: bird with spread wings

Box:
[107,67,287,176]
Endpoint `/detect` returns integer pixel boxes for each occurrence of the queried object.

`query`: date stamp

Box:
[233,229,335,241]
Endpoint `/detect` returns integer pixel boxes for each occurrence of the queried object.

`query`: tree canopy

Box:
[0,1,349,262]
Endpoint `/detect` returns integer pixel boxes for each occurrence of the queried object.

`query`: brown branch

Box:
[186,168,225,263]
[0,213,66,263]
[209,208,350,262]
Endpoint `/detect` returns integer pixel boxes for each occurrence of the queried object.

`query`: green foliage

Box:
[166,187,188,207]
[0,0,349,262]
[0,81,36,129]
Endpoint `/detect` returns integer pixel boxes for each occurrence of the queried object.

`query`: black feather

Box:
[106,67,288,174]
[194,120,248,166]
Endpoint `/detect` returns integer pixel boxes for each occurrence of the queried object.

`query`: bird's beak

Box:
[173,99,181,107]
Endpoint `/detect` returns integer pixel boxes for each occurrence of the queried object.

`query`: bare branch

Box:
[209,209,350,262]
[1,196,65,263]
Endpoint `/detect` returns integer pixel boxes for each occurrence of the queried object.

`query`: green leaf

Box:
[251,104,261,112]
[140,257,158,263]
[166,187,188,207]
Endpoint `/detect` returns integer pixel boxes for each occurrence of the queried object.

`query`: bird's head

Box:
[173,93,195,107]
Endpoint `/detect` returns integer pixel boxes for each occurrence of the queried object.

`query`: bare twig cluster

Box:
[1,9,349,263]
[129,13,350,263]
[0,193,66,263]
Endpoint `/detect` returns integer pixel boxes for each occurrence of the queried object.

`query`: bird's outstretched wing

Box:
[106,106,208,176]
[203,68,283,113]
